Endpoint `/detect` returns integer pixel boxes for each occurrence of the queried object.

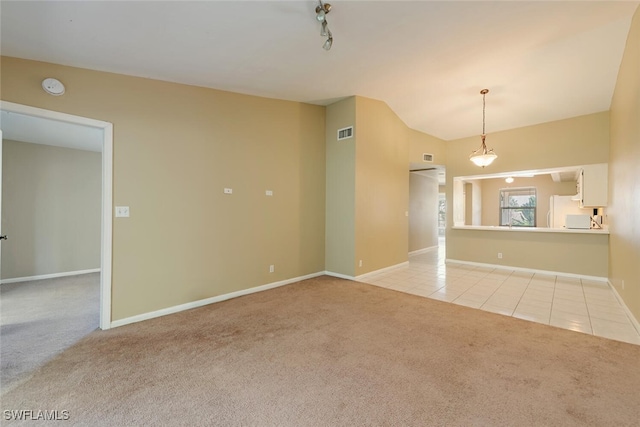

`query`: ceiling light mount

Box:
[469,88,497,168]
[315,2,331,21]
[315,1,333,50]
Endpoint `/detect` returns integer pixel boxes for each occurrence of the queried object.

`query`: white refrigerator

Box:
[548,195,588,228]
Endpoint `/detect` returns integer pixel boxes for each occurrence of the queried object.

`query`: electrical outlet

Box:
[115,206,130,217]
[498,253,503,259]
[269,265,274,273]
[265,190,273,196]
[224,188,233,194]
[359,260,363,267]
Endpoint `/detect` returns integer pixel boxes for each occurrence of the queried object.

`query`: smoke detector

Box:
[42,78,65,96]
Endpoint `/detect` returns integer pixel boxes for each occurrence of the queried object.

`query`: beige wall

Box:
[447,229,608,278]
[479,175,578,227]
[354,97,409,275]
[408,128,446,167]
[1,140,101,279]
[446,112,610,276]
[469,180,482,225]
[463,181,482,225]
[325,97,356,276]
[326,96,430,276]
[0,57,326,321]
[464,183,472,225]
[409,172,438,252]
[446,111,610,179]
[609,5,640,321]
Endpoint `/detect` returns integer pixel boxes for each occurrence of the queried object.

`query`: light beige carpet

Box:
[2,275,639,426]
[1,273,99,393]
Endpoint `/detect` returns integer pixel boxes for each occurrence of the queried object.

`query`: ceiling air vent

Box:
[423,153,434,163]
[337,126,354,141]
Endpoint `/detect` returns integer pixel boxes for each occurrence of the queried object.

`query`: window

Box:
[500,187,536,227]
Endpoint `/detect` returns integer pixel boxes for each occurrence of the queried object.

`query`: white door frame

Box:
[0,129,3,280]
[0,101,113,330]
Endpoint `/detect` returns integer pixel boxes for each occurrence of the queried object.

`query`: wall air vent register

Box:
[337,126,353,140]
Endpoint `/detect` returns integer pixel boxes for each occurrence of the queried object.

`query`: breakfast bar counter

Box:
[447,226,609,278]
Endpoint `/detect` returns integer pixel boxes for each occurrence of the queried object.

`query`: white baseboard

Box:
[324,271,356,280]
[409,245,438,256]
[0,268,101,285]
[445,259,608,282]
[324,261,411,281]
[355,261,410,280]
[446,259,640,331]
[110,271,325,329]
[608,280,640,335]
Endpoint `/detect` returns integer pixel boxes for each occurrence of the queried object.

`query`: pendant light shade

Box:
[469,89,497,168]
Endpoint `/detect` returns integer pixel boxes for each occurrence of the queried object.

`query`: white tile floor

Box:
[357,243,640,345]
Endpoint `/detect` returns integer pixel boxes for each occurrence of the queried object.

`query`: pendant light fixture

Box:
[315,1,333,50]
[469,89,497,167]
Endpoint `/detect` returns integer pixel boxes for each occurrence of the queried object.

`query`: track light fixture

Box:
[316,1,331,21]
[321,20,328,37]
[323,30,333,51]
[315,1,333,50]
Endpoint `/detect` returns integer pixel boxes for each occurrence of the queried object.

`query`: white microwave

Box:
[565,214,591,229]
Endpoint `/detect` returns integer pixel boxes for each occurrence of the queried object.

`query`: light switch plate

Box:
[266,190,273,196]
[115,206,130,217]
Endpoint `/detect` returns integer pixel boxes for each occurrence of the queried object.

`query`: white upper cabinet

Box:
[578,163,608,207]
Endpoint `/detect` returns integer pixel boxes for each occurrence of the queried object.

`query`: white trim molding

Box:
[446,260,640,332]
[324,271,356,281]
[110,272,325,328]
[445,259,608,282]
[325,262,412,282]
[608,280,640,335]
[1,269,101,285]
[0,101,114,330]
[355,261,410,281]
[409,245,438,256]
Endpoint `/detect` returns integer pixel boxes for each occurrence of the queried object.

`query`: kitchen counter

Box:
[452,225,609,235]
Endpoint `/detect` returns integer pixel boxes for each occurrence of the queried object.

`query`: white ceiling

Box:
[0,111,103,153]
[1,1,638,141]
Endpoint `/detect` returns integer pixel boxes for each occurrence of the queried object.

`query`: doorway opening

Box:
[0,101,113,330]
